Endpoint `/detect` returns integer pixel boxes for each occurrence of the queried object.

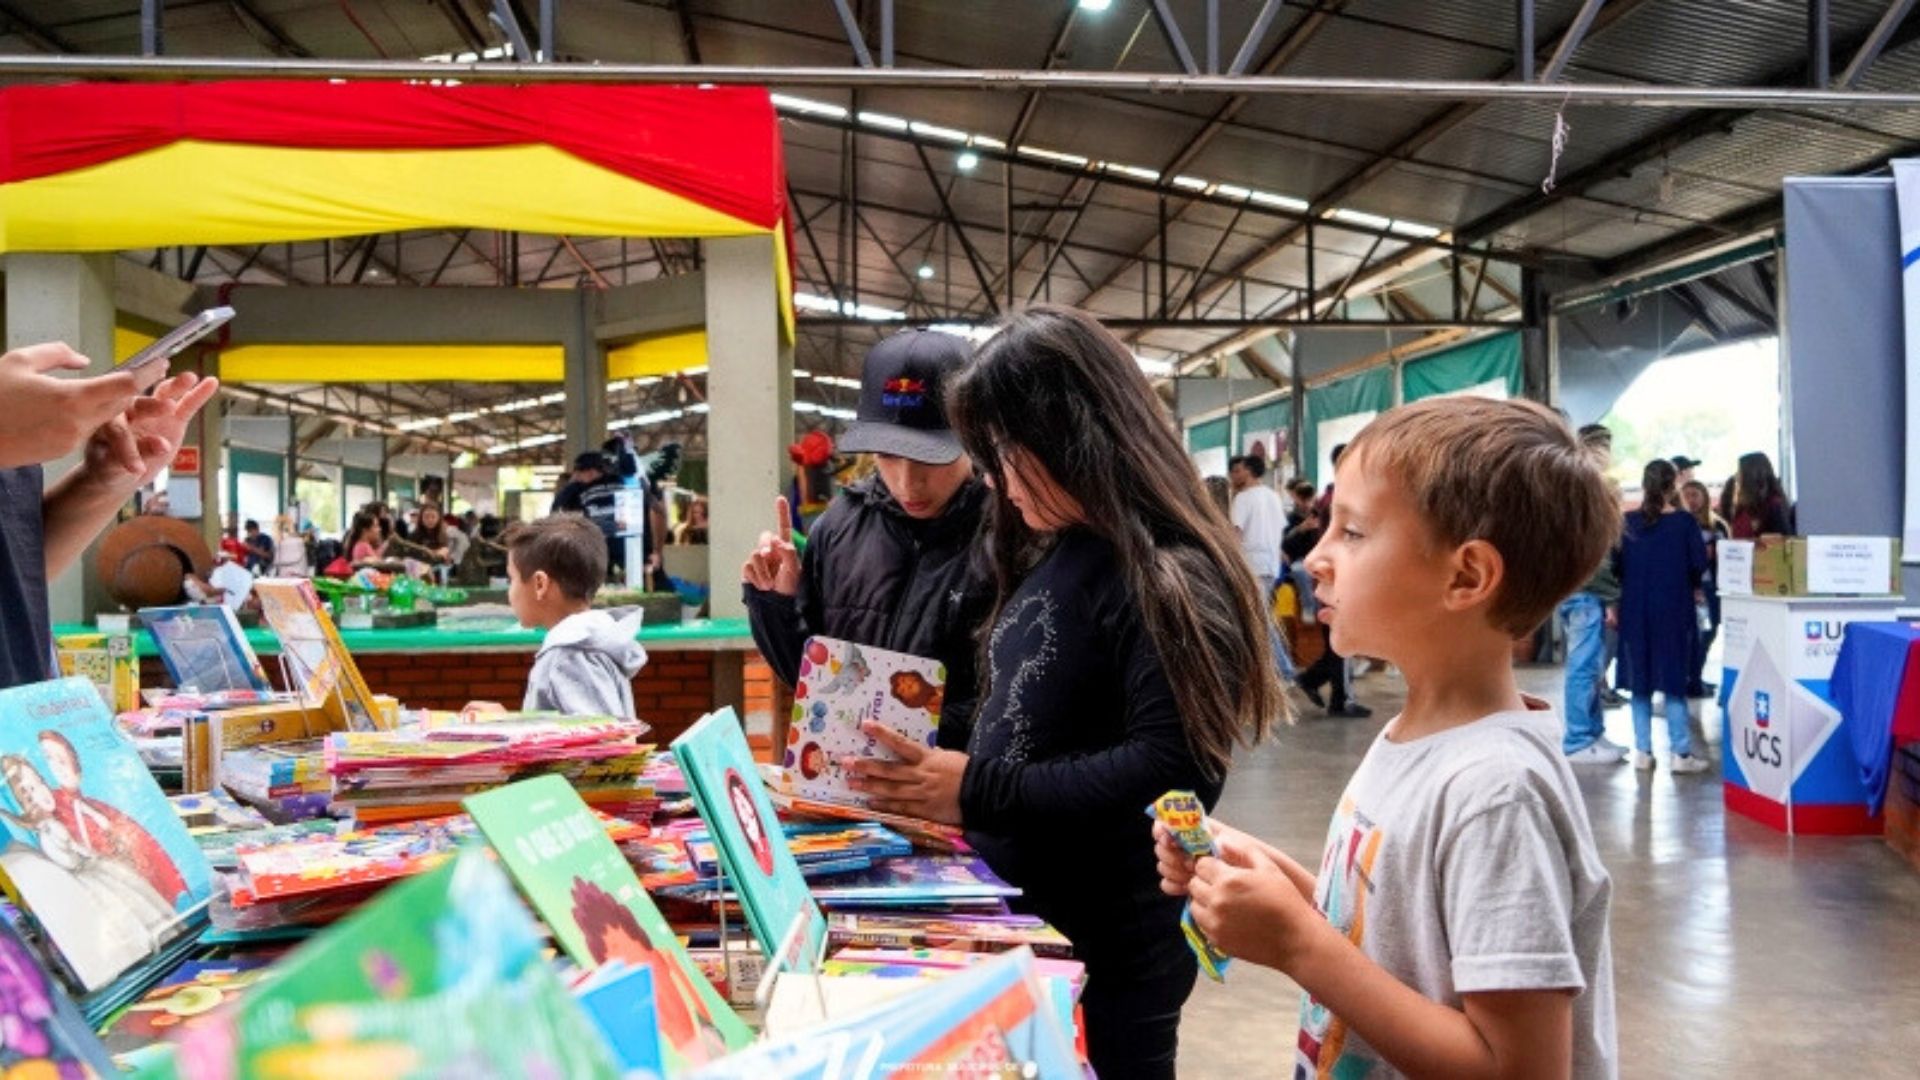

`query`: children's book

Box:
[98,951,279,1058]
[150,848,624,1079]
[672,709,827,975]
[0,678,214,993]
[693,947,1080,1080]
[55,631,140,714]
[139,606,270,696]
[575,962,664,1078]
[763,784,968,853]
[778,637,943,809]
[251,578,383,731]
[826,912,1075,958]
[0,916,120,1078]
[685,821,910,877]
[808,856,1021,908]
[231,814,474,904]
[465,775,751,1073]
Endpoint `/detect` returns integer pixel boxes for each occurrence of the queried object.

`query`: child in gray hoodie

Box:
[505,514,648,718]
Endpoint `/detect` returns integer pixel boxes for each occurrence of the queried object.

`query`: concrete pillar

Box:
[5,254,116,624]
[703,235,788,620]
[563,291,608,465]
[194,351,222,551]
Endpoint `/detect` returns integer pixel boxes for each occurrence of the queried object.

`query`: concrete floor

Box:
[1176,663,1920,1078]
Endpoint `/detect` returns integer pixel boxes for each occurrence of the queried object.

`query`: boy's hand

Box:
[741,496,802,596]
[1189,833,1325,972]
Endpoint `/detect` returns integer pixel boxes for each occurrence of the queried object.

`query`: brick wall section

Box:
[141,649,730,746]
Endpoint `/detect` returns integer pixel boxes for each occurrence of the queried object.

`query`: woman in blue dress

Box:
[1615,458,1711,773]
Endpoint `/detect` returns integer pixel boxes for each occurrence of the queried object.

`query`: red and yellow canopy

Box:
[0,80,793,338]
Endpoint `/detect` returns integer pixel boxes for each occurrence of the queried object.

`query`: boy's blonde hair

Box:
[1344,397,1620,637]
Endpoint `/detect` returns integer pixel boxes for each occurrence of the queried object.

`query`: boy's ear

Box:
[1444,538,1507,616]
[530,568,552,599]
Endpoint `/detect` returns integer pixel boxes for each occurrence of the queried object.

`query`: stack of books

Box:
[323,714,659,825]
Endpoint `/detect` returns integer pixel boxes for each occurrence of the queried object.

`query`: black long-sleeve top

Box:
[960,528,1223,968]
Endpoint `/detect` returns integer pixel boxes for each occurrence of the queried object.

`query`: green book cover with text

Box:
[465,775,751,1073]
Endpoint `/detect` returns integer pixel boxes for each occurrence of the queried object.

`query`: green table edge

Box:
[55,617,756,657]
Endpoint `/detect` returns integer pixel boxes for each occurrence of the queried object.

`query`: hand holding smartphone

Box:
[111,305,235,391]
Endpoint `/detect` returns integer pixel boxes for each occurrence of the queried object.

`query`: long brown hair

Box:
[1640,459,1678,526]
[1735,451,1784,515]
[947,306,1284,777]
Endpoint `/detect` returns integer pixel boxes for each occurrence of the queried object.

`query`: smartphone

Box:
[111,305,235,390]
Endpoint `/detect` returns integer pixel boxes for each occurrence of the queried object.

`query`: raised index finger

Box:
[773,495,791,541]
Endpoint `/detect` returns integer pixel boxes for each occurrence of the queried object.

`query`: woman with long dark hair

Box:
[1615,460,1710,773]
[848,306,1283,1077]
[1681,480,1729,697]
[1729,451,1792,538]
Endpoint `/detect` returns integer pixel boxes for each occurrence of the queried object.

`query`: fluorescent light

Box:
[445,410,480,423]
[820,406,858,420]
[1104,163,1161,182]
[1330,208,1393,231]
[1079,0,1113,10]
[910,121,968,142]
[926,322,998,343]
[1251,190,1310,212]
[794,292,839,312]
[1215,184,1252,200]
[917,264,935,280]
[794,290,906,321]
[1171,175,1211,191]
[971,135,1007,150]
[1389,219,1444,238]
[858,111,910,132]
[770,93,848,119]
[814,375,863,389]
[1134,354,1176,377]
[683,365,709,377]
[1017,145,1089,167]
[395,417,440,432]
[688,403,711,414]
[956,151,980,171]
[538,392,566,405]
[607,379,632,392]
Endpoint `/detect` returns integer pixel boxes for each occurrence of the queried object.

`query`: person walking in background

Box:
[1616,459,1711,774]
[1284,478,1317,531]
[1682,480,1729,699]
[1728,451,1792,539]
[1296,444,1369,718]
[1228,455,1286,602]
[1560,423,1628,765]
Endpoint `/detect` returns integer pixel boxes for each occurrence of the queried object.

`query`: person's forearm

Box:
[41,466,135,582]
[1287,921,1510,1080]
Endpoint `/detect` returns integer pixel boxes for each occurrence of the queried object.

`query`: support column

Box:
[5,254,116,624]
[1289,333,1308,481]
[1519,268,1550,403]
[194,351,222,551]
[563,292,609,464]
[703,235,788,621]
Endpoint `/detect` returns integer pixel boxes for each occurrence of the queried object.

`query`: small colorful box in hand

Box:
[1147,789,1232,982]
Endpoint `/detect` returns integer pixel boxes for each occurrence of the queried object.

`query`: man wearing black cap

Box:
[550,451,623,570]
[1669,454,1700,489]
[741,328,992,749]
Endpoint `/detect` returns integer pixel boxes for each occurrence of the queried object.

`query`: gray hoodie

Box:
[523,608,648,718]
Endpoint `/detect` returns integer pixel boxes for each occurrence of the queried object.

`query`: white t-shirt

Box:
[1296,703,1617,1079]
[1230,483,1286,579]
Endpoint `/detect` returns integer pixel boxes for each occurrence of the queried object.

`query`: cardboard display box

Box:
[1719,535,1902,597]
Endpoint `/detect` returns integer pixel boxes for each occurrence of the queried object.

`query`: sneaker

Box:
[1686,683,1714,700]
[1601,690,1629,707]
[1566,743,1628,765]
[1595,736,1630,756]
[1670,753,1712,775]
[1327,703,1373,719]
[1632,751,1656,771]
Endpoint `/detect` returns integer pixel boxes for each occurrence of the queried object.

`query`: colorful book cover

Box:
[685,822,910,877]
[55,631,140,714]
[138,606,270,697]
[231,815,476,904]
[99,952,279,1058]
[826,912,1075,958]
[252,578,383,731]
[0,678,214,993]
[465,775,751,1073]
[672,709,827,975]
[693,947,1080,1080]
[808,856,1020,906]
[0,915,120,1077]
[778,637,942,809]
[575,962,664,1078]
[763,785,968,853]
[153,848,624,1079]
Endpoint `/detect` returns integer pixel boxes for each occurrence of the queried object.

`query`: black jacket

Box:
[744,475,992,749]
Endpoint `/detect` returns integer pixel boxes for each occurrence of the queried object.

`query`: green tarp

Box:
[1402,332,1523,403]
[1304,367,1394,487]
[1186,416,1230,454]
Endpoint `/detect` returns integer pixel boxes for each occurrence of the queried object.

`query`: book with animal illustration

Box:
[465,775,751,1073]
[98,951,279,1058]
[0,678,214,993]
[778,637,943,809]
[672,709,827,975]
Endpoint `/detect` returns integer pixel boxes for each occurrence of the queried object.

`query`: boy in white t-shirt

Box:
[1159,397,1620,1079]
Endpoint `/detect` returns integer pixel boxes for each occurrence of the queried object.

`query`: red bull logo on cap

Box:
[882,377,928,409]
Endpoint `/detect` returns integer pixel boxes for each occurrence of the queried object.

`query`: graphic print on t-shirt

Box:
[1297,795,1383,1080]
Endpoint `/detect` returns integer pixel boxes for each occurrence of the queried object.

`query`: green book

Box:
[138,847,621,1079]
[466,775,752,1073]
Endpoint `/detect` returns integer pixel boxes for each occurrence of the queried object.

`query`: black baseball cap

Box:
[1670,454,1702,470]
[837,329,971,465]
[572,451,608,473]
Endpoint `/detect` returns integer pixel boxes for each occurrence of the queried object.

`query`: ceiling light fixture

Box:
[916,264,935,280]
[956,150,980,171]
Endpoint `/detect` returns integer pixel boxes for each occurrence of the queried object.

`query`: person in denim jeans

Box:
[1563,424,1627,764]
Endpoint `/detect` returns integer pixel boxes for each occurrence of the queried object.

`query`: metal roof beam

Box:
[1540,0,1609,83]
[1836,0,1918,88]
[0,1,74,52]
[828,0,875,68]
[1149,0,1201,76]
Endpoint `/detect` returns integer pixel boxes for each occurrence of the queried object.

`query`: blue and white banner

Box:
[1892,161,1920,558]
